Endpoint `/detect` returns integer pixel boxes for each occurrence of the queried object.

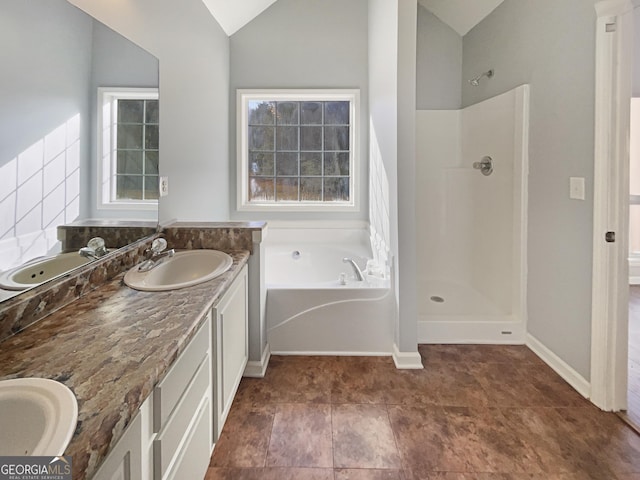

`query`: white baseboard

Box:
[526,333,591,398]
[392,344,424,369]
[243,344,271,378]
[271,351,391,356]
[630,276,640,285]
[418,317,525,344]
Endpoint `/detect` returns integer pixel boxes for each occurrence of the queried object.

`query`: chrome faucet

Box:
[138,238,175,272]
[79,237,108,260]
[342,257,365,281]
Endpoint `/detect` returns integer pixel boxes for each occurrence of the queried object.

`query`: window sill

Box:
[98,202,158,212]
[237,202,357,213]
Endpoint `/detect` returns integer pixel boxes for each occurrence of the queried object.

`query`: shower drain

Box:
[430,296,445,303]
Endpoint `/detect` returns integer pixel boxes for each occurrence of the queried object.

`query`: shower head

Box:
[469,69,494,86]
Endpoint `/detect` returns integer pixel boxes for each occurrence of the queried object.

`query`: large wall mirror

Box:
[0,0,159,302]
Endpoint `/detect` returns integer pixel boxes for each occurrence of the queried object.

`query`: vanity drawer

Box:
[153,316,210,432]
[164,396,211,480]
[153,353,210,480]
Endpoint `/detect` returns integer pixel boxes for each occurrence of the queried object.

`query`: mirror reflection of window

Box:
[115,98,160,201]
[98,88,159,210]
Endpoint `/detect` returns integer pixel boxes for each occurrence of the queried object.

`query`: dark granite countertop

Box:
[0,250,250,480]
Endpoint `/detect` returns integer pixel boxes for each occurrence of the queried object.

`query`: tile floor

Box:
[206,345,640,480]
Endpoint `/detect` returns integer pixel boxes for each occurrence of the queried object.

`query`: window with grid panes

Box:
[97,88,159,210]
[237,90,359,211]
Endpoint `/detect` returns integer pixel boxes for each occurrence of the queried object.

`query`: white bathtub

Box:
[264,229,393,355]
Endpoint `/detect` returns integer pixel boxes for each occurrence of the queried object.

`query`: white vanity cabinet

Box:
[92,262,249,480]
[92,315,212,480]
[152,315,212,480]
[212,264,248,442]
[92,408,144,480]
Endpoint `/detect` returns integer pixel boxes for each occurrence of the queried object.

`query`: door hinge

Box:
[606,22,617,33]
[605,231,616,243]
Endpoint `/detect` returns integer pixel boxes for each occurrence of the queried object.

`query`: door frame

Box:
[590,0,633,411]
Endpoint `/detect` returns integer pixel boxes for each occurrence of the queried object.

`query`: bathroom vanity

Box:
[93,264,248,480]
[0,247,251,480]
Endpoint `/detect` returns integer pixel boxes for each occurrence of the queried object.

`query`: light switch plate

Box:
[569,177,585,200]
[159,176,169,197]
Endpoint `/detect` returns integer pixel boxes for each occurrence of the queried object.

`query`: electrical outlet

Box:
[569,177,585,200]
[159,176,169,197]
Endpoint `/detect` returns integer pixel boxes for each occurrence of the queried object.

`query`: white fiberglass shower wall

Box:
[416,85,529,343]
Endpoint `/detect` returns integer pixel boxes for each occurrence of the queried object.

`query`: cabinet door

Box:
[93,412,142,480]
[213,265,248,440]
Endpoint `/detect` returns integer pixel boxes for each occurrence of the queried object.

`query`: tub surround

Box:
[0,250,250,480]
[264,228,394,355]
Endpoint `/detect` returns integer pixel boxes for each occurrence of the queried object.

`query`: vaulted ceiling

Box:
[201,0,505,38]
[200,0,279,36]
[417,0,505,36]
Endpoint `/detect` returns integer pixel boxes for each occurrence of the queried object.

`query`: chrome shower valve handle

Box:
[473,156,493,176]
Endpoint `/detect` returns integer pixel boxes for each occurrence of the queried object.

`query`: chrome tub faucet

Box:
[342,257,365,281]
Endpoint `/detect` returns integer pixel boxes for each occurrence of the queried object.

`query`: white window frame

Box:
[237,89,360,212]
[97,87,159,211]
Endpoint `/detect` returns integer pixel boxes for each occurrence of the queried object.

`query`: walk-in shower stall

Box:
[417,85,529,343]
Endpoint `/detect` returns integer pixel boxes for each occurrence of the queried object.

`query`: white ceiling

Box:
[200,0,279,36]
[418,0,505,36]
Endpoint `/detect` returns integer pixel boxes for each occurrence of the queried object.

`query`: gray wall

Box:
[368,0,399,345]
[229,0,369,222]
[1,0,161,230]
[368,0,418,354]
[0,0,91,171]
[89,21,159,220]
[416,4,462,110]
[397,0,418,353]
[69,0,231,224]
[0,0,93,241]
[462,0,597,379]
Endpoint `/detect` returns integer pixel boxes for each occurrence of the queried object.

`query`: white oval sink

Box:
[0,378,78,456]
[0,253,92,291]
[124,250,233,292]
